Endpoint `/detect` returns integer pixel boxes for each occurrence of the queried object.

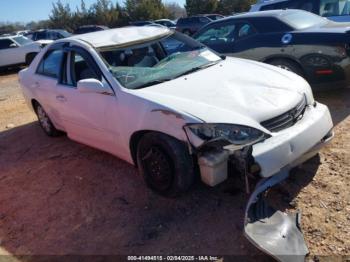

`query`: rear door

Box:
[33,46,66,128]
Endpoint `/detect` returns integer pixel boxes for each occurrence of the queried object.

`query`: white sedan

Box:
[19,26,333,260]
[0,35,41,68]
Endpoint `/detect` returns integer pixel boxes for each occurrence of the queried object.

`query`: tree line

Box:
[0,0,256,34]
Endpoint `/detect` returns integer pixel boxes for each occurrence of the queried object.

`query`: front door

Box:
[54,48,120,155]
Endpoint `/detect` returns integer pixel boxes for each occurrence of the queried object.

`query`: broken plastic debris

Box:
[244,169,309,262]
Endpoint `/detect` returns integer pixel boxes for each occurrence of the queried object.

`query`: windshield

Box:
[58,30,71,38]
[280,11,328,30]
[13,36,33,45]
[99,32,221,89]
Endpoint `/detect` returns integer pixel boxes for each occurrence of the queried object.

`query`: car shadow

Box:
[266,155,321,213]
[0,67,23,76]
[0,122,273,261]
[314,88,350,126]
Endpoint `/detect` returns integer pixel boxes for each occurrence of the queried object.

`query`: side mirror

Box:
[77,79,113,95]
[9,43,18,48]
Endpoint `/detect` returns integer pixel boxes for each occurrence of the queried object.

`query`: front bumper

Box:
[253,102,333,178]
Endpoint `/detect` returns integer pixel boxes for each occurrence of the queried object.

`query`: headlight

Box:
[184,123,268,146]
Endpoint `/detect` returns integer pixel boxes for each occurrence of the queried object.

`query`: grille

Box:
[261,97,307,132]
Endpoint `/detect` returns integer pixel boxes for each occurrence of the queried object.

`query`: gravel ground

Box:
[0,69,349,261]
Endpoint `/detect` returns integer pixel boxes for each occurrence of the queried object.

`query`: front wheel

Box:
[34,102,61,137]
[136,132,195,197]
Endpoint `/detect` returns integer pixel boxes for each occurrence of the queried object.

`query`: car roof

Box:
[216,9,306,21]
[68,26,171,49]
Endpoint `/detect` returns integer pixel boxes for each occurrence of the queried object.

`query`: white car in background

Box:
[19,26,333,261]
[0,35,41,69]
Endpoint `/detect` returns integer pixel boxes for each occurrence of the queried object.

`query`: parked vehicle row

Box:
[130,14,225,35]
[175,14,225,35]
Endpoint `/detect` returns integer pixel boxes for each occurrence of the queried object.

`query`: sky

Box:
[0,0,186,23]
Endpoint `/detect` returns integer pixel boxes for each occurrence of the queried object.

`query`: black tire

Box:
[268,59,303,77]
[33,102,61,137]
[136,132,195,197]
[25,53,38,66]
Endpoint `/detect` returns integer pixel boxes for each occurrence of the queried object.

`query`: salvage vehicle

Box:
[0,35,41,69]
[194,9,350,88]
[19,26,334,261]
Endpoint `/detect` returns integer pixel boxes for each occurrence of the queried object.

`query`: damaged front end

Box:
[244,170,309,262]
[184,124,310,261]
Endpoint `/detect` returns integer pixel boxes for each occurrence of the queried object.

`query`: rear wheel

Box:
[267,59,303,76]
[136,132,195,197]
[34,102,61,137]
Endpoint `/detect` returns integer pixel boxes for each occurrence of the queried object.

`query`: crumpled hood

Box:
[134,58,311,131]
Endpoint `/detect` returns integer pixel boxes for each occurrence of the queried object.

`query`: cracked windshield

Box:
[99,32,221,89]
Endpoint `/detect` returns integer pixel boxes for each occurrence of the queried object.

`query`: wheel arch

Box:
[25,52,38,65]
[31,98,39,111]
[263,55,306,77]
[129,130,188,167]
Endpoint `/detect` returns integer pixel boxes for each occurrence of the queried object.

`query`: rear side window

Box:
[237,23,256,39]
[0,39,14,49]
[71,52,100,84]
[251,17,292,32]
[37,49,64,78]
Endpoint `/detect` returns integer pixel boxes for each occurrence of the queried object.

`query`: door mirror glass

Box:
[9,43,18,48]
[77,79,112,95]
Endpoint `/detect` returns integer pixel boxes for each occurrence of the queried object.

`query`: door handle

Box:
[31,82,40,88]
[56,95,67,102]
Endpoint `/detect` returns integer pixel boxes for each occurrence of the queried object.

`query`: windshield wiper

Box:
[175,61,219,78]
[133,79,172,89]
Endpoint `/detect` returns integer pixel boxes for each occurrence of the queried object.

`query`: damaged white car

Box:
[19,27,333,261]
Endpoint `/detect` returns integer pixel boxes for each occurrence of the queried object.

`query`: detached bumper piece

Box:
[244,170,309,262]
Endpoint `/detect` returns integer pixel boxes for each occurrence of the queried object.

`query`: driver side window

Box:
[70,52,100,86]
[196,23,236,45]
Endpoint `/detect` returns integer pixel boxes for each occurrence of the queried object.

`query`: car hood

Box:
[134,58,310,131]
